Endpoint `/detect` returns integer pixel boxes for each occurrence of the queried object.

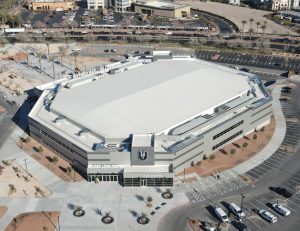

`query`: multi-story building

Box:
[272,0,291,10]
[87,0,105,10]
[28,52,272,187]
[29,0,75,11]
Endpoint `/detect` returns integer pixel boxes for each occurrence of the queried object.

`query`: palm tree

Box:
[71,51,79,73]
[260,24,267,48]
[241,20,247,40]
[256,21,261,34]
[49,56,56,79]
[249,28,254,41]
[45,42,50,58]
[249,18,254,31]
[36,52,43,73]
[58,46,67,66]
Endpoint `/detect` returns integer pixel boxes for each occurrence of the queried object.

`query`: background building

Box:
[272,0,291,10]
[87,0,105,9]
[28,52,272,187]
[29,0,75,11]
[134,1,190,17]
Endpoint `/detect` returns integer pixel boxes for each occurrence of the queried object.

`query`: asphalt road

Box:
[158,82,300,231]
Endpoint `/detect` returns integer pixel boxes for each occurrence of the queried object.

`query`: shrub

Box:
[253,134,258,140]
[25,137,31,143]
[191,161,195,167]
[203,154,207,160]
[230,149,236,155]
[242,142,248,148]
[260,127,265,132]
[209,154,215,160]
[196,161,202,166]
[38,146,43,153]
[52,156,59,164]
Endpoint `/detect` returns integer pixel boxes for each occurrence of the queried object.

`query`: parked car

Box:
[258,210,277,223]
[270,187,293,198]
[229,203,246,220]
[272,204,291,216]
[215,207,229,223]
[232,221,248,231]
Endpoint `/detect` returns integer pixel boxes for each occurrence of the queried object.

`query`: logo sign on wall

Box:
[138,149,148,160]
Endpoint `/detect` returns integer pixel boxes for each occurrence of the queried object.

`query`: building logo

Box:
[138,149,148,160]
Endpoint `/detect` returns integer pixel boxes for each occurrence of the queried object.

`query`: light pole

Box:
[241,194,246,212]
[19,137,23,149]
[23,159,28,173]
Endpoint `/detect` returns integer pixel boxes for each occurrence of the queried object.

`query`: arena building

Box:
[28,52,272,187]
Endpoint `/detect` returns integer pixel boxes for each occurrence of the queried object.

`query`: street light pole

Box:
[23,159,28,173]
[241,194,246,212]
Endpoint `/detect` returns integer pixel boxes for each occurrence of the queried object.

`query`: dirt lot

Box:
[4,211,60,231]
[180,0,295,35]
[177,118,275,177]
[21,137,84,182]
[0,206,8,219]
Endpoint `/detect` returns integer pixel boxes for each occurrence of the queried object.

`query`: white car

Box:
[229,203,246,220]
[258,209,277,223]
[72,48,82,51]
[272,204,291,216]
[215,207,229,223]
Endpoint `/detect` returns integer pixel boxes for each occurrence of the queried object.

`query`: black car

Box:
[232,221,248,231]
[270,187,293,198]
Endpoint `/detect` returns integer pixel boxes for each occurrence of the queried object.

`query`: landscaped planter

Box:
[161,191,173,199]
[137,216,150,225]
[101,215,114,224]
[73,209,85,217]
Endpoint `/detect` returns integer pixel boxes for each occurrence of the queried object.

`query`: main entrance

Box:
[123,177,173,187]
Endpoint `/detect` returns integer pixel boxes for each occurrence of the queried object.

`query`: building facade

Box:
[272,0,291,10]
[30,0,75,11]
[87,0,105,10]
[28,53,272,187]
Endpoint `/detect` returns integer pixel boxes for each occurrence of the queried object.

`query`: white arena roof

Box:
[50,59,251,139]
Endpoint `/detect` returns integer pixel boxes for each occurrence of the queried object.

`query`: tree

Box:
[71,51,79,73]
[52,156,59,165]
[36,52,43,73]
[8,184,16,195]
[260,24,267,48]
[242,142,248,148]
[58,46,67,67]
[241,20,247,40]
[230,149,236,155]
[38,146,43,153]
[34,186,45,197]
[255,21,261,34]
[249,28,254,41]
[49,56,56,79]
[196,161,202,166]
[45,42,50,58]
[209,154,216,160]
[249,18,254,31]
[253,134,258,140]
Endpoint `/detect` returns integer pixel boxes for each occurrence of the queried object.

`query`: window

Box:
[41,130,74,153]
[212,130,243,150]
[213,120,244,140]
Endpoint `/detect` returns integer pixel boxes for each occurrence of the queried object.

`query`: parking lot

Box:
[196,50,300,72]
[245,89,300,182]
